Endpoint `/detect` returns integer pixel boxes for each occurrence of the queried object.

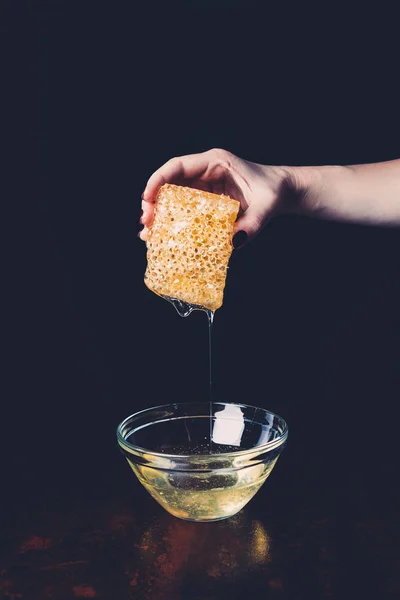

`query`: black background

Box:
[2,1,400,513]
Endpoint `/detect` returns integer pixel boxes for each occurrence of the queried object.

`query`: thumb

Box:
[233,207,269,248]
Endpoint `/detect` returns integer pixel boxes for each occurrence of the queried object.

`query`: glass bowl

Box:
[116,401,288,522]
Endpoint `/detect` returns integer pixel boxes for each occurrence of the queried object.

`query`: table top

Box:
[1,441,399,600]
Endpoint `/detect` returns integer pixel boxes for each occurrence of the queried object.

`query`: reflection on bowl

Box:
[117,402,288,522]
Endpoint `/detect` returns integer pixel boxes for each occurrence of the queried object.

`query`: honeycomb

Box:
[144,184,240,312]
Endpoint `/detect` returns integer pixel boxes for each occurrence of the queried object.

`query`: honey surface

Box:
[144,184,240,311]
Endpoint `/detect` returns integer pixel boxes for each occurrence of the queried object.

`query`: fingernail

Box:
[139,210,144,224]
[233,230,248,249]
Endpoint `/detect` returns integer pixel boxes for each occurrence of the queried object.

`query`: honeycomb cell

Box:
[144,184,240,311]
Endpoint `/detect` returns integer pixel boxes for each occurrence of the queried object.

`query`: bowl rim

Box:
[116,400,288,459]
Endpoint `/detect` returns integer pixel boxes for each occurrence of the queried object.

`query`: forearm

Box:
[287,159,400,226]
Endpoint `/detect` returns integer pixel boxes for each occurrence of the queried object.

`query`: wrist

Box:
[281,165,321,216]
[282,164,346,217]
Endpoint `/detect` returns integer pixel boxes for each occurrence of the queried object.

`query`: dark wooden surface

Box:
[1,442,399,600]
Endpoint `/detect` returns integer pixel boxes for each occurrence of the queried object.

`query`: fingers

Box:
[233,206,269,246]
[142,151,216,202]
[140,198,153,227]
[139,149,218,239]
[138,225,149,241]
[139,148,234,241]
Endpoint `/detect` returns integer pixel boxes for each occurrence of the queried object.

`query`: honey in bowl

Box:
[117,402,288,522]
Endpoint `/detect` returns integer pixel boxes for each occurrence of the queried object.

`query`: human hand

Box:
[139,148,295,248]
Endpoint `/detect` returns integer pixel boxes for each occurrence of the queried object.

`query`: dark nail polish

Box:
[233,230,248,249]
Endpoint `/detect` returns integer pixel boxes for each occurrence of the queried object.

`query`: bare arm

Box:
[290,159,400,226]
